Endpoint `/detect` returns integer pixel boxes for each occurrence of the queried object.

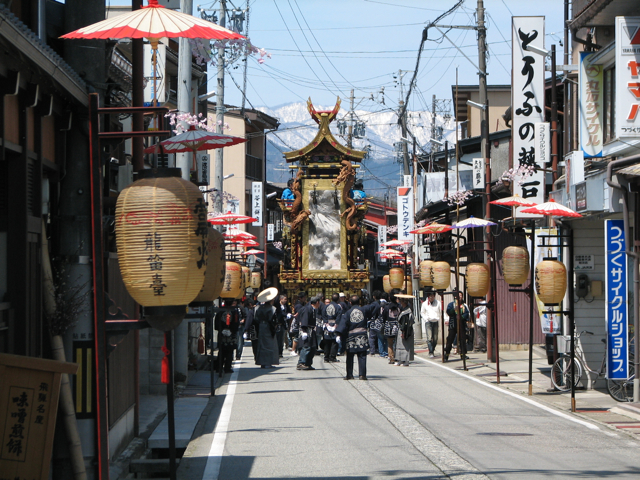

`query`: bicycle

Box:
[550,330,635,402]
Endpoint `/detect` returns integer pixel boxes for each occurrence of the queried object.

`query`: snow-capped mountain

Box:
[259,102,456,197]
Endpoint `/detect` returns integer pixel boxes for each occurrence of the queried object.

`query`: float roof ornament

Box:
[283,97,366,163]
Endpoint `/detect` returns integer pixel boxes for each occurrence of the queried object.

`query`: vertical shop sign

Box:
[251,182,262,227]
[378,225,387,263]
[472,158,484,190]
[397,187,414,241]
[605,219,629,379]
[579,52,604,156]
[616,17,640,138]
[512,17,545,217]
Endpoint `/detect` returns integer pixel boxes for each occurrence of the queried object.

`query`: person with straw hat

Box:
[254,287,280,369]
[394,294,416,366]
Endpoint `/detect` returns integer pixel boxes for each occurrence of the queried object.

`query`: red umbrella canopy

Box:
[61,0,245,41]
[144,126,246,154]
[382,239,413,247]
[231,239,260,248]
[376,249,403,256]
[241,249,264,256]
[410,223,452,234]
[489,194,538,207]
[223,229,256,241]
[519,199,582,218]
[208,211,258,225]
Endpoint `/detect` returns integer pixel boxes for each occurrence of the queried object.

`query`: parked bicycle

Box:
[550,330,635,402]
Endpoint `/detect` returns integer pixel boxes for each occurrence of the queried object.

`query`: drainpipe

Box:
[606,154,640,403]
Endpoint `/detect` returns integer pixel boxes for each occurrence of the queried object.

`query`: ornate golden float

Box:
[278,98,369,299]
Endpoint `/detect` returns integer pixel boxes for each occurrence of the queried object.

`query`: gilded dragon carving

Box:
[282,169,311,232]
[333,159,358,231]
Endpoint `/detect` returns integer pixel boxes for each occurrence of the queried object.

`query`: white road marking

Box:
[416,356,601,431]
[202,358,241,480]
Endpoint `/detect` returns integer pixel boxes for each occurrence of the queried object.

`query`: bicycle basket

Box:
[557,335,571,354]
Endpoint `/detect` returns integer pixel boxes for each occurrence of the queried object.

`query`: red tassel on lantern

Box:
[161,336,170,384]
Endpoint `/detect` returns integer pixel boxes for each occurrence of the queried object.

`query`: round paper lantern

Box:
[503,246,530,286]
[220,261,243,298]
[250,271,262,289]
[535,259,567,305]
[115,168,207,330]
[389,267,405,289]
[242,266,250,288]
[419,260,434,287]
[194,227,226,302]
[466,263,490,297]
[431,261,451,291]
[383,275,391,293]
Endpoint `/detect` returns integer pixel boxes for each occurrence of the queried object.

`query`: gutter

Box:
[606,153,640,403]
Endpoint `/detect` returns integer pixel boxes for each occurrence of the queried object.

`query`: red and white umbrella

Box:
[241,249,264,256]
[144,126,246,155]
[208,211,257,225]
[519,199,582,218]
[231,239,260,248]
[223,229,256,241]
[410,223,452,234]
[452,216,497,229]
[376,249,403,256]
[489,194,538,207]
[382,239,413,247]
[61,0,244,41]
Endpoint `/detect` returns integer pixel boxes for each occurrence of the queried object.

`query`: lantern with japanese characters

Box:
[466,263,490,297]
[242,266,251,289]
[250,271,262,289]
[389,267,405,289]
[220,261,243,298]
[535,259,567,306]
[503,246,529,286]
[419,260,434,288]
[115,168,207,330]
[194,227,226,302]
[383,275,391,293]
[431,261,451,291]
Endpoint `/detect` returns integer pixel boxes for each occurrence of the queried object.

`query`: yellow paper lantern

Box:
[389,267,405,289]
[194,227,226,302]
[419,260,434,287]
[466,263,490,297]
[503,246,530,286]
[115,168,207,330]
[535,259,567,306]
[383,275,391,293]
[242,266,250,288]
[250,271,262,289]
[220,261,243,299]
[431,261,451,291]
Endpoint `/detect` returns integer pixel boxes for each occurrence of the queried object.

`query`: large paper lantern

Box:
[115,168,207,330]
[220,261,243,298]
[250,271,262,289]
[242,266,251,288]
[503,246,530,286]
[383,275,391,293]
[389,267,405,289]
[419,260,434,287]
[194,227,226,302]
[466,263,490,297]
[535,259,567,305]
[431,261,451,291]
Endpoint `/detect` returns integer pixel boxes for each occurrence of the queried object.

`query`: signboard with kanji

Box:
[0,353,77,480]
[616,17,640,138]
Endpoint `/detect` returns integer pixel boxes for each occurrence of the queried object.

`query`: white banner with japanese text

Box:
[397,186,414,241]
[251,182,263,226]
[579,52,604,157]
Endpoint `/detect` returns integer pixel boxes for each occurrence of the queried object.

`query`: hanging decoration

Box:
[419,260,434,288]
[466,263,490,297]
[431,261,451,291]
[194,227,226,302]
[502,246,530,286]
[220,261,243,298]
[535,259,567,306]
[389,267,405,289]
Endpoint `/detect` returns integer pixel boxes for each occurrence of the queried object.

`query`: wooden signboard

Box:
[0,353,78,480]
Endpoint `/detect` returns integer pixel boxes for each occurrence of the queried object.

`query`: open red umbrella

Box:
[519,199,582,218]
[376,249,403,256]
[382,239,413,247]
[208,211,258,225]
[410,223,452,234]
[223,229,256,241]
[232,239,260,248]
[144,126,246,154]
[241,249,264,256]
[489,194,538,207]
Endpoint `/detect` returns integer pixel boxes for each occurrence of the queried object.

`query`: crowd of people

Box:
[212,287,487,378]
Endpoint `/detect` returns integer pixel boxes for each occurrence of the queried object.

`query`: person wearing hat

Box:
[254,288,280,369]
[394,294,416,366]
[421,291,441,358]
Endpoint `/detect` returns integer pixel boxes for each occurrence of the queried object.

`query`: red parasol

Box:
[61,0,244,41]
[489,194,538,207]
[382,239,413,247]
[376,249,403,256]
[223,229,256,241]
[452,216,497,229]
[208,211,258,225]
[144,126,246,154]
[410,223,452,234]
[241,249,264,256]
[519,199,582,218]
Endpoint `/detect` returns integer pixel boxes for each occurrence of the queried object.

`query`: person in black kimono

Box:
[382,289,402,364]
[275,294,291,357]
[297,295,320,370]
[215,299,241,373]
[322,293,343,363]
[444,290,470,362]
[339,295,372,380]
[254,287,280,369]
[367,290,382,355]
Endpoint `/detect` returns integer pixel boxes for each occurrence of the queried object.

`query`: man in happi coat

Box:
[322,293,343,363]
[338,295,375,380]
[215,300,241,374]
[297,295,320,370]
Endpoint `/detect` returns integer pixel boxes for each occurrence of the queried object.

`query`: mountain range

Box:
[258,102,457,199]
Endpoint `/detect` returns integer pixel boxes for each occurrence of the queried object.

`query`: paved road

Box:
[177,351,640,480]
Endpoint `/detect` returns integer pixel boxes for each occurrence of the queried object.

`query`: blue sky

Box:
[105,0,566,112]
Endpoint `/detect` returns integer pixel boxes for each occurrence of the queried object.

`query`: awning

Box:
[617,163,640,176]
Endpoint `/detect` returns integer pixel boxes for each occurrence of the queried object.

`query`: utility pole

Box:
[177,0,193,180]
[214,0,227,215]
[398,70,410,176]
[477,0,494,363]
[347,89,354,148]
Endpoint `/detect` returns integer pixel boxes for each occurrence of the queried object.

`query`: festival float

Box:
[278,98,370,298]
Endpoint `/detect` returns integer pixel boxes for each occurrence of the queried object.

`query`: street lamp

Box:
[467,100,487,111]
[525,44,550,57]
